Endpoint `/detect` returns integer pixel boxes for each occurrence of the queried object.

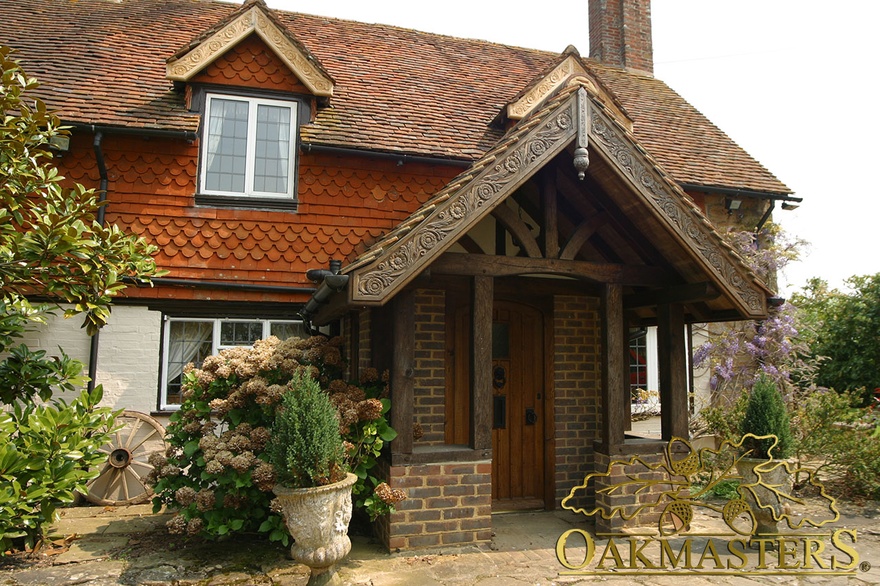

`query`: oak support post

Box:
[541,170,559,259]
[470,276,493,450]
[658,303,688,440]
[391,289,415,458]
[601,283,626,449]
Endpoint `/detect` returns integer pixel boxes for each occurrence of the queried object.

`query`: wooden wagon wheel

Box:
[84,410,167,506]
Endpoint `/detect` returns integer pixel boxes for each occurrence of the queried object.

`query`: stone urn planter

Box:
[736,457,791,538]
[273,472,357,586]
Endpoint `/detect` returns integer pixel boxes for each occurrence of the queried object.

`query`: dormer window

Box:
[199,93,299,204]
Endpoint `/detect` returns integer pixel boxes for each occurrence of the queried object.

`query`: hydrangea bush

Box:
[149,335,405,544]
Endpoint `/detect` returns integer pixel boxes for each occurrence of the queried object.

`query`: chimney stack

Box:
[589,0,653,76]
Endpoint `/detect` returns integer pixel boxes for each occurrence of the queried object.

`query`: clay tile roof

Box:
[0,0,790,194]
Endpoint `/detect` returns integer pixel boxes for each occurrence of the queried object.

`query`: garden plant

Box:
[149,335,405,545]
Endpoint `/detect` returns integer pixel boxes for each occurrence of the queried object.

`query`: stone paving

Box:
[1,501,878,585]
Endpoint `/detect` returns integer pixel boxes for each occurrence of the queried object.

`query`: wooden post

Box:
[541,170,559,259]
[601,283,626,449]
[391,290,415,458]
[470,276,493,450]
[658,303,688,440]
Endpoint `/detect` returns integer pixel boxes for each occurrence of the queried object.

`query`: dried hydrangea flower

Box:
[195,489,216,512]
[166,514,187,535]
[374,482,407,505]
[175,486,197,507]
[186,517,204,536]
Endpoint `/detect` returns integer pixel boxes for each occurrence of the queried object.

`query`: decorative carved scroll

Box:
[587,105,766,316]
[507,57,582,120]
[352,102,578,302]
[167,6,333,96]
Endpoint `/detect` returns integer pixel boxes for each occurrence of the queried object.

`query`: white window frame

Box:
[630,327,659,415]
[199,93,298,199]
[160,317,306,410]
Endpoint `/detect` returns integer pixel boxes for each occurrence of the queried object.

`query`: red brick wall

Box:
[356,309,372,375]
[413,289,446,445]
[589,0,653,74]
[374,461,492,550]
[593,449,668,533]
[553,295,602,507]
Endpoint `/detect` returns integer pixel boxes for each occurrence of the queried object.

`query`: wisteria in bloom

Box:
[694,225,811,401]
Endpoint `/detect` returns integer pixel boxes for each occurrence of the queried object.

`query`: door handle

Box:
[525,408,538,425]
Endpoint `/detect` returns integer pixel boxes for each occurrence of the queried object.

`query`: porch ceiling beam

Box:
[623,281,720,309]
[431,252,671,286]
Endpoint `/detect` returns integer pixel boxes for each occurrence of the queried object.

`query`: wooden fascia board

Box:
[166,6,334,97]
[585,99,769,319]
[348,95,579,306]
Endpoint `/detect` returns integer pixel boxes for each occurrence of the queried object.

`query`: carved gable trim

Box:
[349,98,579,304]
[166,6,334,97]
[507,56,631,130]
[586,102,768,318]
[344,85,767,319]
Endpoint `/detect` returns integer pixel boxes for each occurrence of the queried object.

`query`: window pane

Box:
[220,321,263,346]
[629,329,648,401]
[166,321,213,405]
[205,98,248,193]
[254,104,291,194]
[270,321,308,341]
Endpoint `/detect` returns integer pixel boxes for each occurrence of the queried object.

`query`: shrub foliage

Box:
[2,46,157,554]
[267,371,346,488]
[740,375,793,459]
[150,336,404,544]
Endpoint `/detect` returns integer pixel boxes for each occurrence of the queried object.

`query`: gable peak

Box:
[506,53,632,131]
[166,0,334,97]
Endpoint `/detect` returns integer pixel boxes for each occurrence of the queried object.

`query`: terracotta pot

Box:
[736,457,791,538]
[273,472,357,585]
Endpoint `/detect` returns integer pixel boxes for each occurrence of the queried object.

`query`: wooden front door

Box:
[490,301,545,509]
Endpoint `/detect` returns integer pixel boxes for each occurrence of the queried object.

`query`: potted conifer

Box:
[735,374,793,537]
[268,370,357,586]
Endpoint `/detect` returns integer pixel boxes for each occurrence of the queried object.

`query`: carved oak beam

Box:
[490,204,542,258]
[431,253,670,286]
[559,212,609,260]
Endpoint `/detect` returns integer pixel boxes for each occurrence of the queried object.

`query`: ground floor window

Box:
[629,326,659,414]
[160,317,307,409]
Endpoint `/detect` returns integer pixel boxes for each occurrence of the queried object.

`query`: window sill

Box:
[195,193,298,212]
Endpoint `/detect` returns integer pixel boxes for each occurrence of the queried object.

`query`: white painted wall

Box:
[94,306,162,415]
[8,305,164,420]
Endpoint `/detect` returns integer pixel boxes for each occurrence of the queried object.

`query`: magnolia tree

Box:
[0,46,161,552]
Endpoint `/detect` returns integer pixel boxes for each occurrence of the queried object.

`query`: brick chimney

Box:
[589,0,653,75]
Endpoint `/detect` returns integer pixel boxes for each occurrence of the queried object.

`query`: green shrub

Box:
[740,375,793,459]
[150,335,403,545]
[0,385,117,554]
[794,389,880,500]
[268,371,346,488]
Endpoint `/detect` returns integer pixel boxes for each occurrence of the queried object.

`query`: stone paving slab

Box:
[1,502,878,585]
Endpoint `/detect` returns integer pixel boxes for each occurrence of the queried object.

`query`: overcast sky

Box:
[259,0,879,295]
